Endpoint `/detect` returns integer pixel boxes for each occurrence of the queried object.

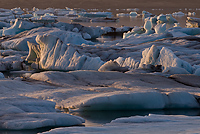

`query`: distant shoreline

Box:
[0,0,200,9]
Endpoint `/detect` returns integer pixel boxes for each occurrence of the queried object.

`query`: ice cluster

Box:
[1,7,200,133]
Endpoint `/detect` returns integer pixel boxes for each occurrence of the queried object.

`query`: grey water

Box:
[71,109,200,127]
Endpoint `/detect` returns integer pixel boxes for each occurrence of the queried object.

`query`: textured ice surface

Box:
[27,34,104,71]
[29,71,200,111]
[0,79,85,130]
[1,8,200,132]
[0,19,37,36]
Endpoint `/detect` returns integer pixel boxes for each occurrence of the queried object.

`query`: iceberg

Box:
[139,45,193,74]
[27,34,104,71]
[1,25,100,51]
[115,57,140,70]
[0,18,37,36]
[186,17,200,28]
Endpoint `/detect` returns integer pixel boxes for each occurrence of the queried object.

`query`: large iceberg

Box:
[0,21,104,51]
[1,27,95,51]
[27,34,104,71]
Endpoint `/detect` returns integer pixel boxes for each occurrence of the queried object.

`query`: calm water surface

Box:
[71,109,200,127]
[59,7,200,28]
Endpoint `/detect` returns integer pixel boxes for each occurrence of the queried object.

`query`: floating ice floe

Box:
[123,26,145,38]
[156,14,178,24]
[11,7,24,15]
[129,11,138,16]
[120,30,172,45]
[1,22,104,51]
[71,17,91,22]
[166,14,178,23]
[78,12,112,18]
[39,114,200,134]
[186,17,200,28]
[172,11,185,16]
[188,12,196,16]
[127,8,139,12]
[142,10,153,18]
[68,90,199,111]
[0,96,84,130]
[0,55,26,71]
[0,49,28,72]
[33,9,54,17]
[0,11,13,17]
[30,13,58,23]
[102,26,133,36]
[54,9,71,16]
[0,78,87,130]
[116,13,130,17]
[29,70,200,111]
[0,18,38,36]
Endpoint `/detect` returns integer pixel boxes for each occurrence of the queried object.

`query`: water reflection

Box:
[71,109,200,126]
[0,127,52,134]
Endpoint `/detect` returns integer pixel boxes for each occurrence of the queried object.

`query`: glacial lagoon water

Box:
[59,7,200,27]
[72,109,200,127]
[58,7,200,43]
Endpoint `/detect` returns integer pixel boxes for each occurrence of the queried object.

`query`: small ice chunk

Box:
[129,12,137,16]
[155,23,166,34]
